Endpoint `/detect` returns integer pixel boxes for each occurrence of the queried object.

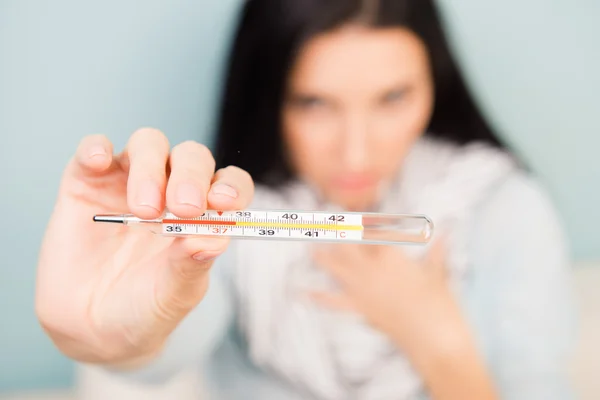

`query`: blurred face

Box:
[282,25,434,211]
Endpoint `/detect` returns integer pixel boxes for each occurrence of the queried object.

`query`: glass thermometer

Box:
[93,209,433,245]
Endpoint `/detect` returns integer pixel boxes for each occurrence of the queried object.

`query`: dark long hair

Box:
[213,0,509,186]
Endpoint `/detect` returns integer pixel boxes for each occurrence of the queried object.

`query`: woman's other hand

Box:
[35,128,254,368]
[311,241,456,353]
[311,242,498,399]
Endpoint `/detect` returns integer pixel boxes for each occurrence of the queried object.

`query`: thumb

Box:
[153,236,230,321]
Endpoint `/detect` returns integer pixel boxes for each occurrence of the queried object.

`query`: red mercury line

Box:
[163,219,237,226]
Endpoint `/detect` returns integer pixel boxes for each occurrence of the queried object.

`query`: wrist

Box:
[387,289,468,355]
[406,325,475,375]
[105,340,166,371]
[385,291,489,364]
[392,315,498,400]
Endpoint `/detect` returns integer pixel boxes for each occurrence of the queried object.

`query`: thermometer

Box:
[93,209,433,245]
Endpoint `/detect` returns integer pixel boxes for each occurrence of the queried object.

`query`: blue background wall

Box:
[0,0,598,393]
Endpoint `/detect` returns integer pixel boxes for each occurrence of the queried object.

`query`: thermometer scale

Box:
[93,209,433,245]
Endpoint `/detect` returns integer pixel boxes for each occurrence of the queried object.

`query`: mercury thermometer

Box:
[93,209,433,245]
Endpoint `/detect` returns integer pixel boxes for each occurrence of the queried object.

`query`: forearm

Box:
[105,341,167,371]
[388,299,498,400]
[409,329,498,400]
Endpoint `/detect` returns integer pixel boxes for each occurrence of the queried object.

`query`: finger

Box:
[312,246,360,287]
[154,236,230,321]
[169,236,230,279]
[425,239,447,280]
[166,140,215,218]
[315,243,370,268]
[125,128,170,219]
[207,166,255,211]
[307,290,357,312]
[71,134,115,177]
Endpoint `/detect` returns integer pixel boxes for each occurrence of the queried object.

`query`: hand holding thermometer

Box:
[93,209,434,245]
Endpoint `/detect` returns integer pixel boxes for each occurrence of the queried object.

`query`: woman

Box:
[35,0,575,399]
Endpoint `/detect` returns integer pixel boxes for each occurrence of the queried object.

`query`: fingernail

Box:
[211,183,238,199]
[192,251,220,263]
[137,180,161,211]
[88,145,107,159]
[176,183,203,208]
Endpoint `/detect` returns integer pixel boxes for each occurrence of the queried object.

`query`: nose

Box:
[341,114,369,171]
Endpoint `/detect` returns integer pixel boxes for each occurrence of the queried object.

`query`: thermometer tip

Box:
[93,215,126,224]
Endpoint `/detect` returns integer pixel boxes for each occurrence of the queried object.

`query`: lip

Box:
[331,174,377,191]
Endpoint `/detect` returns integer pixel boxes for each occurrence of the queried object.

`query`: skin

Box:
[284,25,498,399]
[35,130,254,364]
[282,25,433,211]
[35,24,497,399]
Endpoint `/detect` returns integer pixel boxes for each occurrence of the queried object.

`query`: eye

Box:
[381,88,408,105]
[289,95,327,109]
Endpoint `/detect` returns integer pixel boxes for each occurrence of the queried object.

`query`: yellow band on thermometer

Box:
[234,221,363,231]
